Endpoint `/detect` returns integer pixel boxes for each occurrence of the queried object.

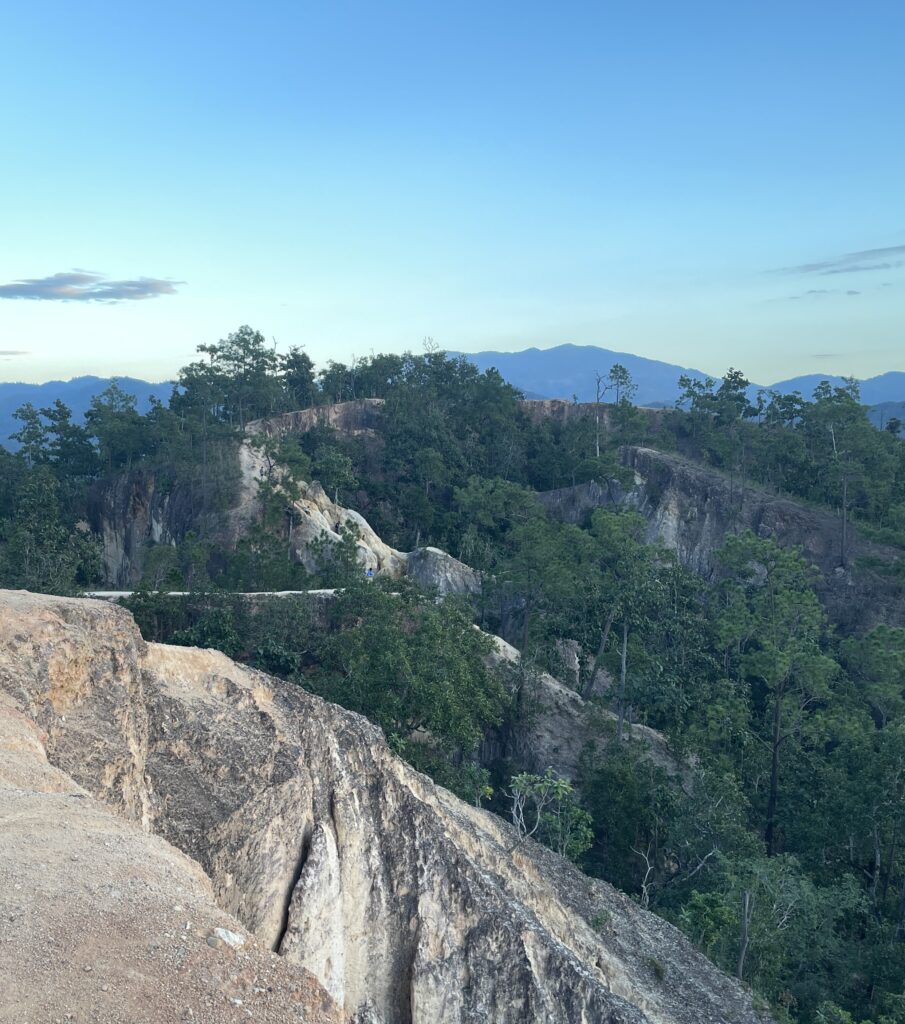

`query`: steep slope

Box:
[539,446,905,631]
[0,590,770,1024]
[0,690,341,1022]
[93,399,480,592]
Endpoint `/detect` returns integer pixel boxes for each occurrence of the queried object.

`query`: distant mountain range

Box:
[456,344,905,407]
[0,376,170,448]
[456,345,710,407]
[2,347,904,448]
[868,402,905,433]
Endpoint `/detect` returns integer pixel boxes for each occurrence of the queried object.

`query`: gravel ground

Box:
[0,704,341,1024]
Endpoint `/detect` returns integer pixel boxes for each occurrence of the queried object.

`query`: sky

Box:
[1,0,903,385]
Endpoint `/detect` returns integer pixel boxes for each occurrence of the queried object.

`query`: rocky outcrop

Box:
[246,399,385,438]
[0,677,341,1021]
[539,447,905,631]
[91,403,388,588]
[405,546,481,596]
[234,436,484,593]
[88,469,188,586]
[0,590,770,1024]
[229,408,405,574]
[621,447,905,630]
[538,478,627,525]
[95,402,485,592]
[484,634,678,782]
[287,481,407,575]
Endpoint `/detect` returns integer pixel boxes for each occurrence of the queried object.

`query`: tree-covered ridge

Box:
[672,371,905,551]
[1,327,905,1023]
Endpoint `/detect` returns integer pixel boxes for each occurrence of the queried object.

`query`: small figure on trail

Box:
[365,567,375,579]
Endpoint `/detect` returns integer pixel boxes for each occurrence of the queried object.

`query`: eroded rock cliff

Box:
[94,399,481,595]
[0,590,769,1024]
[0,667,341,1022]
[245,398,385,439]
[540,446,905,631]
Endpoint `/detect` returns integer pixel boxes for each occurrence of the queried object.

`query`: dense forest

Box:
[2,326,905,1024]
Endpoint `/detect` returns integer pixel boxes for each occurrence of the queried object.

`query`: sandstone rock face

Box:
[0,677,340,1022]
[538,479,627,526]
[94,401,487,590]
[539,446,905,631]
[0,590,770,1024]
[91,402,391,587]
[620,447,905,630]
[288,481,408,576]
[88,469,187,586]
[246,399,386,439]
[157,428,409,580]
[405,546,481,596]
[483,634,677,782]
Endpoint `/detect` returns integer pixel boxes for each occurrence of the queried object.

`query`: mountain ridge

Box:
[455,343,905,405]
[0,374,170,446]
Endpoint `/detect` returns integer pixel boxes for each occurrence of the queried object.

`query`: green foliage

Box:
[308,522,366,589]
[4,337,905,1023]
[841,626,905,727]
[509,768,594,864]
[678,890,736,955]
[280,346,317,409]
[0,466,100,593]
[12,399,98,479]
[672,372,905,550]
[578,740,678,893]
[715,533,837,855]
[84,381,158,471]
[313,578,508,756]
[172,603,243,658]
[312,444,357,503]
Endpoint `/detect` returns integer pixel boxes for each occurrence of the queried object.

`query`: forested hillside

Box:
[2,326,905,1024]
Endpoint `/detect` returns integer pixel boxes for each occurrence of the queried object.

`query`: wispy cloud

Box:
[0,349,28,356]
[784,287,861,300]
[772,244,905,277]
[0,271,182,302]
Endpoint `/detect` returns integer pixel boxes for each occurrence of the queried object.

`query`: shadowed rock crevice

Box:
[274,824,315,952]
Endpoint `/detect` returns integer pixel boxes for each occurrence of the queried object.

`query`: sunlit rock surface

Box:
[0,590,770,1024]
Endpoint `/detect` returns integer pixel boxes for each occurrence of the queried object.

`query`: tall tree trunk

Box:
[737,890,753,979]
[841,475,849,568]
[895,871,905,941]
[765,688,784,856]
[595,407,600,460]
[582,606,616,698]
[870,826,882,907]
[883,808,902,903]
[616,620,628,741]
[594,374,604,459]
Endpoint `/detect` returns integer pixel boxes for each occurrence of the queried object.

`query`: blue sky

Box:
[1,0,903,385]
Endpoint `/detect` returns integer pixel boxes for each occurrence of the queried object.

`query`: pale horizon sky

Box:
[2,1,903,386]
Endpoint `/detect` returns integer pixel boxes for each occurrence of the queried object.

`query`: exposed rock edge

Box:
[0,590,770,1024]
